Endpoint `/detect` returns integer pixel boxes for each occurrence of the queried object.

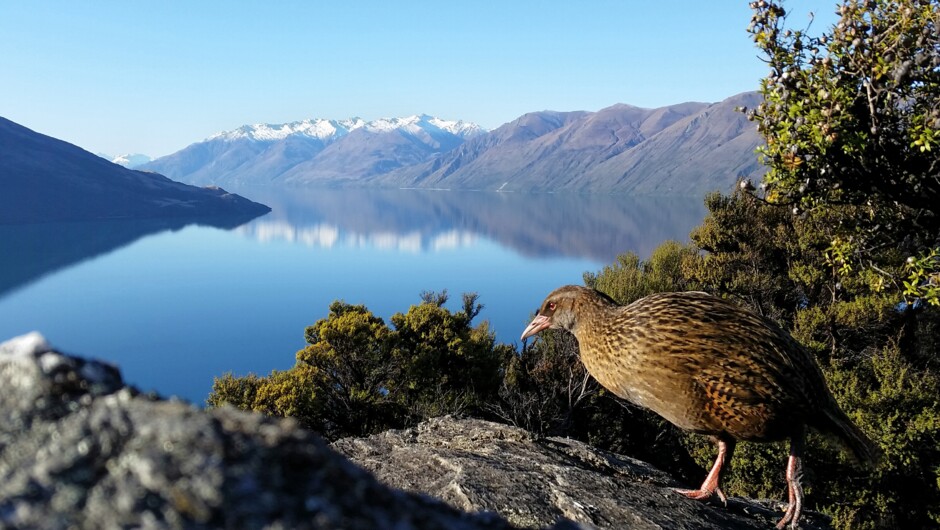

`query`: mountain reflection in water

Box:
[0,214,263,298]
[230,187,707,262]
[0,187,708,404]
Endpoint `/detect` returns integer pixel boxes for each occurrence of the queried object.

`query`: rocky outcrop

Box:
[0,333,515,530]
[334,417,829,530]
[0,333,829,529]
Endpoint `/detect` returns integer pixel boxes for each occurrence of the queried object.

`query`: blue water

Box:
[0,188,706,404]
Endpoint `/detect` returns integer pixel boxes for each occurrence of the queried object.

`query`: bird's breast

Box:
[578,338,719,433]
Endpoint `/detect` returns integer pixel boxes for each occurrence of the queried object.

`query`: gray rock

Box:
[0,333,515,530]
[334,416,831,530]
[0,332,829,529]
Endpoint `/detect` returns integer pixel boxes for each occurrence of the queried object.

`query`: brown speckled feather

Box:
[528,286,878,461]
[589,291,826,441]
[523,285,880,528]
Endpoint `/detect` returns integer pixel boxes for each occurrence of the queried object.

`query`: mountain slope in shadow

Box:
[0,116,270,224]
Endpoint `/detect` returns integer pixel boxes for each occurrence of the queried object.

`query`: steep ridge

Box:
[0,117,269,224]
[578,92,764,193]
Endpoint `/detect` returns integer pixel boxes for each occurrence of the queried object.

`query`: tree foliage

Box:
[679,189,940,528]
[296,301,398,438]
[389,291,507,420]
[490,326,593,437]
[583,240,697,303]
[746,0,940,306]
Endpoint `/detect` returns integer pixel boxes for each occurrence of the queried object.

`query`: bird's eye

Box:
[547,302,556,312]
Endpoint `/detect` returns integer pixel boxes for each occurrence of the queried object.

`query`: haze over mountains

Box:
[144,92,764,195]
[0,117,270,224]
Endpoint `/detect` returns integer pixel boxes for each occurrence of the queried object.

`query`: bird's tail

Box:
[816,404,882,468]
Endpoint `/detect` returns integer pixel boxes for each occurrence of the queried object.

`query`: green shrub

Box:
[208,292,506,440]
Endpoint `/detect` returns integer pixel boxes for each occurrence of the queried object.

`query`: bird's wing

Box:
[688,321,824,439]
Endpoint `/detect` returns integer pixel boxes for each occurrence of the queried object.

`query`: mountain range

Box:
[142,115,484,187]
[0,117,270,224]
[382,92,764,193]
[144,92,765,194]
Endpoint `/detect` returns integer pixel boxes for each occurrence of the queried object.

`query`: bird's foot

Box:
[675,438,732,507]
[775,499,801,529]
[674,486,728,506]
[775,453,804,529]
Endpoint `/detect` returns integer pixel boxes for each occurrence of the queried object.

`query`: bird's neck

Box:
[569,294,620,341]
[569,297,641,401]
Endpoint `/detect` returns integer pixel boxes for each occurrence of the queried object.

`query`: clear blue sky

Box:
[0,1,835,158]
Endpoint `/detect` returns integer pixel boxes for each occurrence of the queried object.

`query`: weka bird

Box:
[521,286,880,529]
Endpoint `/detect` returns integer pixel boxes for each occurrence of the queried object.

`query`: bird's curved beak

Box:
[520,314,551,341]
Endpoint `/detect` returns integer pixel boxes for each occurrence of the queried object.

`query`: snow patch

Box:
[208,114,484,144]
[99,153,153,168]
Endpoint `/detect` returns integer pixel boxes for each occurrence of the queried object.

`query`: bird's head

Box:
[520,285,603,340]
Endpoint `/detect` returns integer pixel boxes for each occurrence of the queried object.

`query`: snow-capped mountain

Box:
[207,115,483,143]
[143,115,485,187]
[141,96,764,194]
[109,153,153,168]
[206,118,365,143]
[360,115,484,137]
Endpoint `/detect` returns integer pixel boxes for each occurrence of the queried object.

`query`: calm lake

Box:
[0,187,707,404]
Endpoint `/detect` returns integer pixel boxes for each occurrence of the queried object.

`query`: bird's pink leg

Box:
[776,435,805,529]
[676,438,735,505]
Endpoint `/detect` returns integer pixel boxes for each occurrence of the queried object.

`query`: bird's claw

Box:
[775,501,800,529]
[674,486,727,506]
